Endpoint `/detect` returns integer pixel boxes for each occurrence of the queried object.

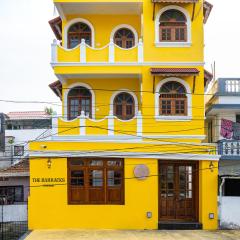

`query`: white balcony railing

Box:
[51,38,144,64]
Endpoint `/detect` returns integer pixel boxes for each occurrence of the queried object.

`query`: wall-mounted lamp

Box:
[47,158,52,169]
[209,161,214,172]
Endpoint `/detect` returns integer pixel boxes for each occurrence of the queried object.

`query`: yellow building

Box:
[28,0,219,230]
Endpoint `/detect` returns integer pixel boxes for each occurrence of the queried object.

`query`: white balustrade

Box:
[51,38,144,63]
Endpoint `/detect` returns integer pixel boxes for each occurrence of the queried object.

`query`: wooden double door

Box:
[158,161,198,222]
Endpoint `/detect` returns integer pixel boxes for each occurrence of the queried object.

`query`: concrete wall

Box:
[0,204,27,222]
[0,136,14,169]
[221,197,240,229]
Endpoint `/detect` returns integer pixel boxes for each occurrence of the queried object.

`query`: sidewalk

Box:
[25,229,240,240]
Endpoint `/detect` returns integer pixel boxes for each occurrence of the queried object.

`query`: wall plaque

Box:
[133,164,150,180]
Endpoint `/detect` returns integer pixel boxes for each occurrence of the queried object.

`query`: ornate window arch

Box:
[64,18,95,48]
[155,6,191,46]
[155,78,192,120]
[64,83,95,119]
[67,87,92,120]
[110,24,138,48]
[110,90,138,120]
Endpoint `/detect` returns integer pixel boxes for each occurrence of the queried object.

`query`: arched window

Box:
[114,28,135,49]
[159,81,187,116]
[68,22,92,48]
[68,87,92,120]
[159,9,187,42]
[114,92,135,120]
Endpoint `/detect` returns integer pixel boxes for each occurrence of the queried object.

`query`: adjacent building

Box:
[28,0,219,230]
[206,78,240,229]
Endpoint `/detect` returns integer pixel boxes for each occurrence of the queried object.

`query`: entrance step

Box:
[158,222,202,230]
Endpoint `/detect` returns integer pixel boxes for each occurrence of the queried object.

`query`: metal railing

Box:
[0,221,28,240]
[218,140,240,156]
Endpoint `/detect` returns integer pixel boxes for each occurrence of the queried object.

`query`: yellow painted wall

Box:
[28,156,218,230]
[199,160,219,230]
[28,0,219,231]
[62,77,140,119]
[28,157,159,229]
[62,15,141,48]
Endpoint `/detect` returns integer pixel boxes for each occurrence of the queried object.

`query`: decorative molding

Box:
[155,42,191,48]
[50,135,208,142]
[51,61,204,67]
[155,5,192,47]
[110,24,138,46]
[79,111,86,135]
[51,115,58,136]
[137,111,142,137]
[108,111,114,136]
[138,39,144,63]
[51,39,58,63]
[63,18,95,48]
[108,38,115,63]
[30,151,220,161]
[155,77,192,119]
[109,89,139,119]
[155,116,192,121]
[63,82,95,119]
[80,39,86,63]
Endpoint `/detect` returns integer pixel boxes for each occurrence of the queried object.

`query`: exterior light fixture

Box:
[209,213,214,219]
[209,161,214,172]
[47,158,52,169]
[146,212,152,218]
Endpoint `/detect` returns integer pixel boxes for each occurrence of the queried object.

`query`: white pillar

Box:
[138,39,144,63]
[80,111,86,135]
[80,39,86,63]
[109,38,115,63]
[108,111,114,136]
[51,39,58,63]
[51,114,58,136]
[137,111,143,137]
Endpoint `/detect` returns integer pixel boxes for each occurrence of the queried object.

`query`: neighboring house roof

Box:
[49,80,62,99]
[49,16,62,40]
[0,159,29,177]
[7,111,51,120]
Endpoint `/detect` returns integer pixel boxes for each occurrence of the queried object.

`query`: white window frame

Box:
[64,82,95,119]
[155,5,192,48]
[64,18,95,48]
[110,89,138,121]
[155,77,192,121]
[110,24,138,48]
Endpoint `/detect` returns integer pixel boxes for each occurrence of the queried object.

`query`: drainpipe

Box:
[219,177,226,228]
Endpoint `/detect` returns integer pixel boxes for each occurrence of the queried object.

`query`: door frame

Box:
[158,160,199,222]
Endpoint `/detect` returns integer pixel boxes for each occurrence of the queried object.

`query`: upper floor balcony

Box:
[218,140,240,160]
[209,78,240,96]
[206,78,240,115]
[51,38,144,65]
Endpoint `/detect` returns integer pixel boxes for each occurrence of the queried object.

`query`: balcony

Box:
[209,78,240,96]
[51,39,143,65]
[218,140,240,160]
[51,111,143,140]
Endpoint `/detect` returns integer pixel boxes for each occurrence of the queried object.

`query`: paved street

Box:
[25,230,240,240]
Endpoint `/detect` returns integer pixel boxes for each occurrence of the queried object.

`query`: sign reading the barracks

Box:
[32,178,65,183]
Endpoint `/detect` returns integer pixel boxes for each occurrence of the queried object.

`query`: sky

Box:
[0,0,239,114]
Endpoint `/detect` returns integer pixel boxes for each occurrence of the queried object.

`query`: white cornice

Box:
[51,61,204,67]
[29,151,220,161]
